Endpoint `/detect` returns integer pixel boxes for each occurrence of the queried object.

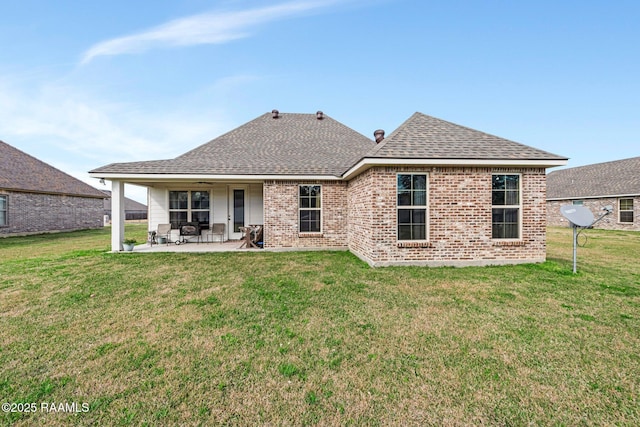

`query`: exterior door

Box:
[228,187,247,240]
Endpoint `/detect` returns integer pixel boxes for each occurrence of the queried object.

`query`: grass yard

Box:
[1,225,638,425]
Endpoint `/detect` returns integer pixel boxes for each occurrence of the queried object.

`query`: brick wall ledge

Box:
[397,241,434,248]
[298,233,324,238]
[492,240,526,246]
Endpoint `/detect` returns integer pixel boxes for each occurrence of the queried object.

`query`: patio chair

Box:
[207,223,226,243]
[156,223,172,246]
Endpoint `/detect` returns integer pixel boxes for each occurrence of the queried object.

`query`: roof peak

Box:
[366,111,567,162]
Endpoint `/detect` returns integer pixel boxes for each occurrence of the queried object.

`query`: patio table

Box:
[238,225,262,249]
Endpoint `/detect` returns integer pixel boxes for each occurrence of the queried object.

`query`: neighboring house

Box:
[90,110,567,266]
[547,157,640,230]
[0,140,106,237]
[101,190,148,221]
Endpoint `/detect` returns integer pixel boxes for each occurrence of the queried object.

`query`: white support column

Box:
[111,180,125,252]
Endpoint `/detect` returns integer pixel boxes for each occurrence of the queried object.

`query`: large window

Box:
[492,174,520,239]
[0,195,7,226]
[397,174,427,241]
[169,191,210,228]
[619,198,634,223]
[299,185,321,232]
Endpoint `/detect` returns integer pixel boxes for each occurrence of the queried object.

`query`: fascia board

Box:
[88,172,343,182]
[342,158,569,180]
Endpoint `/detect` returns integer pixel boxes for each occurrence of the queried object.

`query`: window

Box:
[619,198,634,223]
[397,174,427,240]
[190,191,210,228]
[492,174,520,239]
[0,195,6,226]
[169,191,210,228]
[572,200,584,206]
[299,185,321,232]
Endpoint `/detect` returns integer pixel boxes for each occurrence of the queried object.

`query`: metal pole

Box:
[573,226,577,274]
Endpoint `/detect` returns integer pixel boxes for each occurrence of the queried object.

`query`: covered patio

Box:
[105,179,264,252]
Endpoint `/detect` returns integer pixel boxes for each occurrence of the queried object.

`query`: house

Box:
[90,110,567,266]
[101,190,148,221]
[547,157,640,230]
[0,140,106,237]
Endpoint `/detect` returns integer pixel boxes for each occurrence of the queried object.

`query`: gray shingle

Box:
[91,111,567,178]
[547,157,640,199]
[0,140,106,198]
[91,112,376,176]
[368,112,567,161]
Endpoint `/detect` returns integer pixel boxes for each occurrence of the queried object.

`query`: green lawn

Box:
[1,225,638,426]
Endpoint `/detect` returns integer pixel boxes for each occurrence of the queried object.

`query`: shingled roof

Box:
[547,157,640,200]
[369,112,567,161]
[91,112,376,177]
[91,111,567,180]
[0,140,106,198]
[101,190,147,211]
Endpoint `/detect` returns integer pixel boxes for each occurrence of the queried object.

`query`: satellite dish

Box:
[560,205,594,227]
[559,204,613,274]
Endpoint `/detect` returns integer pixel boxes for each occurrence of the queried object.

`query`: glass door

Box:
[228,187,246,240]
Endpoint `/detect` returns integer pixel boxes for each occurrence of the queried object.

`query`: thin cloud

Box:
[0,75,231,166]
[81,0,337,64]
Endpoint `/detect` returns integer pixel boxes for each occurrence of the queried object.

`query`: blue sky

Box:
[1,0,638,202]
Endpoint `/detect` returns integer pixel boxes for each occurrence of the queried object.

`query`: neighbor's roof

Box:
[547,156,640,200]
[91,112,375,177]
[0,140,106,198]
[368,112,567,161]
[101,190,147,211]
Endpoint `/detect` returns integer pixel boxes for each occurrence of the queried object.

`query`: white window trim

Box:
[168,190,211,226]
[491,173,523,241]
[298,185,322,234]
[396,173,429,242]
[0,194,7,227]
[618,198,634,223]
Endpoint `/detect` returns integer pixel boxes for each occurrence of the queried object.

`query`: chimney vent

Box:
[374,129,385,143]
[316,111,324,120]
[272,109,280,119]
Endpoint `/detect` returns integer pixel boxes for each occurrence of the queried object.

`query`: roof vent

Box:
[316,111,324,120]
[272,109,280,119]
[374,129,385,143]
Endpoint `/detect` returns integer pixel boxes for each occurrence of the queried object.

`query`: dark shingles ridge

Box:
[368,112,568,161]
[91,113,376,176]
[0,140,106,198]
[547,157,640,199]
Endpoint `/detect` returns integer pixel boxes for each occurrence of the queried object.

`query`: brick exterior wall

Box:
[262,167,549,266]
[547,197,640,231]
[263,181,348,249]
[347,167,548,267]
[0,190,104,237]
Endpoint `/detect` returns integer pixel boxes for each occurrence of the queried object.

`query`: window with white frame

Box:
[169,191,210,228]
[397,174,427,241]
[492,174,521,239]
[0,195,7,226]
[299,185,321,232]
[619,198,634,223]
